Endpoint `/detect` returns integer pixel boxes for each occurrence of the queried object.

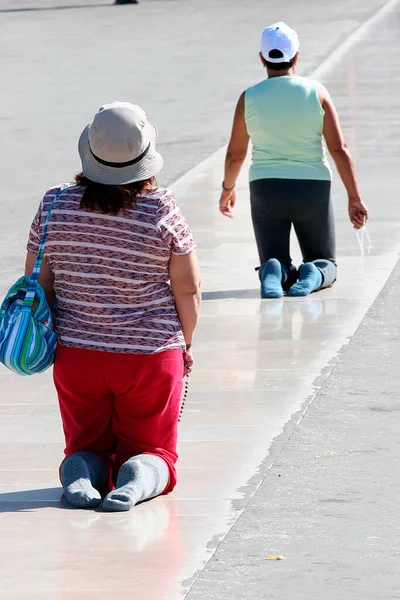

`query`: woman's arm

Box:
[219,92,250,218]
[25,251,55,307]
[169,250,201,374]
[320,84,368,229]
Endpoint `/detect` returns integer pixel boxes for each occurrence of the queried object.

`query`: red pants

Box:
[53,345,183,494]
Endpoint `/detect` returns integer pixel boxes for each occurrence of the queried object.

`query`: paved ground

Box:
[185,259,400,600]
[0,0,391,285]
[0,1,400,599]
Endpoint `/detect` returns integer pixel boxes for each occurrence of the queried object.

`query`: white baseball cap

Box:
[260,21,300,63]
[78,101,163,185]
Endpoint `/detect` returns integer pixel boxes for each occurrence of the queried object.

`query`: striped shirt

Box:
[27,184,196,354]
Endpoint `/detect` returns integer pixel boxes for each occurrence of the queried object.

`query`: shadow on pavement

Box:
[202,289,260,300]
[0,3,114,14]
[0,487,67,511]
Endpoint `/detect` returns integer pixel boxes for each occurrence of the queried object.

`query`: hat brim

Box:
[78,122,163,185]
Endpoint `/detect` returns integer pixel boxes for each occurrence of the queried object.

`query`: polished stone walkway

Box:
[0,0,399,598]
[185,260,400,600]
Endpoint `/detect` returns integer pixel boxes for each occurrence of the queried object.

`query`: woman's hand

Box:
[183,348,194,377]
[220,92,249,218]
[219,188,236,218]
[348,196,369,229]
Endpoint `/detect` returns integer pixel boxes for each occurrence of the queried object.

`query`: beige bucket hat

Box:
[78,101,163,185]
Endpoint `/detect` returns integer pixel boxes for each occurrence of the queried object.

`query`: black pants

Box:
[250,178,337,288]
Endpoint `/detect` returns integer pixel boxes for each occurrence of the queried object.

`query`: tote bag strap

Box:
[23,185,73,308]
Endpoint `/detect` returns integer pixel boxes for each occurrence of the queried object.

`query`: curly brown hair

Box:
[75,172,155,216]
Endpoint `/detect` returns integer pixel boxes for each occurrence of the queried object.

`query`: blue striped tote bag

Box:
[0,186,71,375]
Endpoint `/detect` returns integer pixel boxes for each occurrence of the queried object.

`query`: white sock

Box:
[102,454,169,512]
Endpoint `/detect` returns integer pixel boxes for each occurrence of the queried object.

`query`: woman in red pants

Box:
[24,101,201,511]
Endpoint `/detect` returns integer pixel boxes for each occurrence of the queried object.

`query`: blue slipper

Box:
[288,263,323,297]
[259,259,284,298]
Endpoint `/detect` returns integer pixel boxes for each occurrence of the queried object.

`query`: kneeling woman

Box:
[219,22,368,298]
[25,102,201,510]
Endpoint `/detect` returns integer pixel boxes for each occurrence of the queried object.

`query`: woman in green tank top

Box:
[219,21,368,298]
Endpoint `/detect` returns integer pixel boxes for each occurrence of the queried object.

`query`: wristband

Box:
[185,343,192,351]
[222,181,235,191]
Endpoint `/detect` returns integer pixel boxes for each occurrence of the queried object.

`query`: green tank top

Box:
[244,75,331,182]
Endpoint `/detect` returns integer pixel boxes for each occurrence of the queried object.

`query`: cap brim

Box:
[78,122,163,185]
